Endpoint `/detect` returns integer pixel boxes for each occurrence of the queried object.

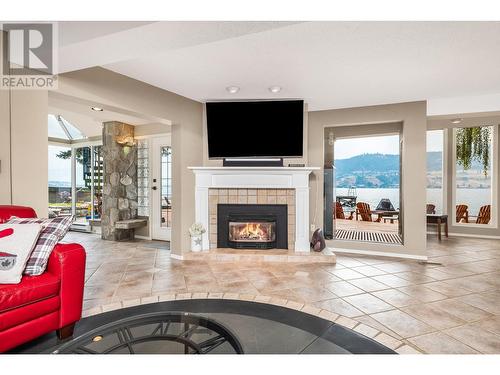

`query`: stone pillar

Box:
[101,121,138,241]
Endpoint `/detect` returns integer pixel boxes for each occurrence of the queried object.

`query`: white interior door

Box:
[151,136,172,241]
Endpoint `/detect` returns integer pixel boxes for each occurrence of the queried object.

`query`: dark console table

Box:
[427,214,448,240]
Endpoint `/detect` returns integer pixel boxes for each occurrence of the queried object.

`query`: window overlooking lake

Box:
[426,130,444,214]
[453,126,494,225]
[333,133,402,244]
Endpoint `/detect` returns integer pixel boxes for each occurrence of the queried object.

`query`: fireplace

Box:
[217,204,288,249]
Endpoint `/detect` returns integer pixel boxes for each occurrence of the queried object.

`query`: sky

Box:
[48,145,85,186]
[334,135,400,160]
[334,131,444,160]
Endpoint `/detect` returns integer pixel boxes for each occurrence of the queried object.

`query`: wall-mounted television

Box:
[206,100,304,159]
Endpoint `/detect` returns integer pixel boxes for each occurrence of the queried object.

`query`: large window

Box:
[426,130,444,214]
[48,145,72,218]
[453,125,495,225]
[48,144,103,227]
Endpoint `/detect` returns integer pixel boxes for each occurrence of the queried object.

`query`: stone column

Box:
[101,121,138,241]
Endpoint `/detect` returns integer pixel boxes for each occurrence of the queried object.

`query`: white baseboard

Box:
[170,253,184,260]
[135,235,152,240]
[445,232,500,240]
[332,247,428,261]
[427,230,500,239]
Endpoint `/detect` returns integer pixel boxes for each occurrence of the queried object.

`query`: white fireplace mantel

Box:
[188,166,319,252]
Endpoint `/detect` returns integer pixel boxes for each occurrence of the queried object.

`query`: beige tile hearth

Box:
[67,231,500,354]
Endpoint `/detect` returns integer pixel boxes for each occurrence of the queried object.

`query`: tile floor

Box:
[64,232,500,354]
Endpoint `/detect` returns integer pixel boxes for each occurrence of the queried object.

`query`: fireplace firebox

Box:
[217,204,288,249]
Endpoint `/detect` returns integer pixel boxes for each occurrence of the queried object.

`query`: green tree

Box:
[456,127,491,176]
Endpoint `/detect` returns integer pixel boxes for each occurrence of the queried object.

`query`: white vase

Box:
[191,235,203,252]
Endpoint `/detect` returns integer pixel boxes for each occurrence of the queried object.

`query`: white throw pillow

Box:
[0,224,42,284]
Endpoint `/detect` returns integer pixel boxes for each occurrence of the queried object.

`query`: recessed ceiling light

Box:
[269,86,282,93]
[226,86,240,94]
[451,118,463,124]
[91,106,104,112]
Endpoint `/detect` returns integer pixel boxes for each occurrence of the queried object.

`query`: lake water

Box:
[335,187,491,216]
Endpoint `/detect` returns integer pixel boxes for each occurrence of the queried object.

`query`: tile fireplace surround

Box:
[189,167,319,252]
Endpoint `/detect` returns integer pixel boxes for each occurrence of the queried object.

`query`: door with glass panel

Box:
[151,136,172,241]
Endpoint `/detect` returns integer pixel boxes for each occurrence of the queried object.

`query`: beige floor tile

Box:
[212,270,247,283]
[372,262,413,273]
[397,285,448,302]
[371,274,412,288]
[354,315,403,340]
[353,324,380,338]
[424,281,472,297]
[348,277,392,292]
[396,345,423,354]
[241,268,276,280]
[373,332,403,350]
[401,303,467,330]
[250,277,292,292]
[343,293,394,314]
[291,286,337,303]
[324,281,364,297]
[329,268,366,280]
[314,298,364,318]
[408,332,479,354]
[394,271,437,284]
[472,315,500,336]
[370,310,435,338]
[445,325,500,354]
[351,265,387,277]
[428,298,493,322]
[457,291,500,315]
[372,289,420,308]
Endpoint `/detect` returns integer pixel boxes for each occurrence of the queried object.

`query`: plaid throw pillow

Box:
[6,216,74,275]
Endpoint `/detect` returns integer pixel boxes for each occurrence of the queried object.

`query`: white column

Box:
[194,186,210,250]
[295,187,310,252]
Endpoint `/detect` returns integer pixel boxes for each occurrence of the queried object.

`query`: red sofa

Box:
[0,205,86,352]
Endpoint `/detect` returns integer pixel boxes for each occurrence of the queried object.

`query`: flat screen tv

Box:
[206,100,304,159]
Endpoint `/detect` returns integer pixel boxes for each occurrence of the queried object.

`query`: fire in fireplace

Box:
[229,221,276,243]
[217,204,288,250]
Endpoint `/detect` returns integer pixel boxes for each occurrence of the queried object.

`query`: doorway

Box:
[151,136,172,241]
[324,125,403,245]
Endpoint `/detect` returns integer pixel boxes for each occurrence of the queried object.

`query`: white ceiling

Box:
[57,21,500,112]
[48,92,171,137]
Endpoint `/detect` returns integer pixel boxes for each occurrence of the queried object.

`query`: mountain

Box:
[334,153,399,176]
[334,152,446,188]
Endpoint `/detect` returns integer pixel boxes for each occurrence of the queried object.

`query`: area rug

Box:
[335,229,403,245]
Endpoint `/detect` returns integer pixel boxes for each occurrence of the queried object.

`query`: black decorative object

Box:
[223,158,284,167]
[12,299,397,354]
[376,199,396,211]
[310,228,326,252]
[54,312,243,354]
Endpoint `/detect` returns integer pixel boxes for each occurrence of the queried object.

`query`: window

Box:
[161,146,172,228]
[453,125,495,225]
[426,130,444,214]
[137,139,150,217]
[48,145,72,218]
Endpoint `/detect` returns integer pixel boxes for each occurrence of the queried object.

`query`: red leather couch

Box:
[0,205,86,352]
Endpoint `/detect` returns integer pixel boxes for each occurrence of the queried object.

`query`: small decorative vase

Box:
[191,235,203,252]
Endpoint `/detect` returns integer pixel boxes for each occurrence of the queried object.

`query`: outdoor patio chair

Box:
[426,204,436,214]
[476,205,491,224]
[456,204,469,223]
[335,201,353,220]
[356,202,373,222]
